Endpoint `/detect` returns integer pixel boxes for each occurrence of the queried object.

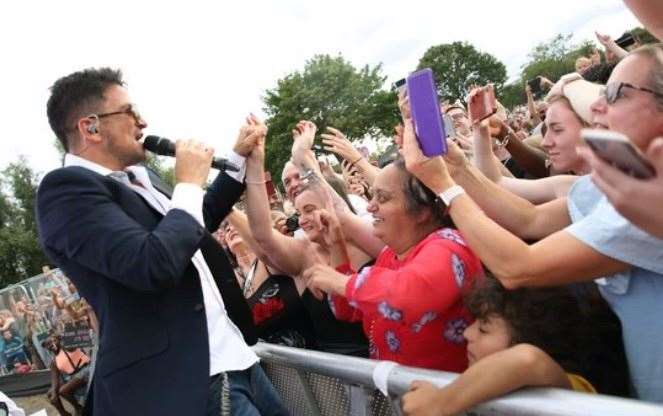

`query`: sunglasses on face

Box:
[96,105,144,123]
[601,82,663,105]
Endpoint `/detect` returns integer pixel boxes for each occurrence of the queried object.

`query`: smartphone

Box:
[615,33,636,49]
[468,85,498,124]
[285,213,300,233]
[442,113,456,138]
[527,77,543,95]
[581,129,655,179]
[406,68,448,156]
[394,78,407,95]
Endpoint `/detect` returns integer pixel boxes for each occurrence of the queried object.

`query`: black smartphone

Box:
[615,33,636,49]
[393,78,407,95]
[285,214,300,233]
[527,77,543,96]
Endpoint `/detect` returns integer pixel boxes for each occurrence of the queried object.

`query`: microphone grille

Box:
[143,135,175,156]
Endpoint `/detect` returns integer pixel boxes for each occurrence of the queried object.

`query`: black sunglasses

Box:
[602,82,663,105]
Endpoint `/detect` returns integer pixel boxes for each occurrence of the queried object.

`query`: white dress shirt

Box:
[64,153,258,375]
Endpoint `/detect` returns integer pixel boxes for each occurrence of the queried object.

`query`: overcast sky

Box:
[0,0,639,176]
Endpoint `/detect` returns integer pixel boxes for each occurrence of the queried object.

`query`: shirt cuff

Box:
[225,151,246,184]
[170,183,205,226]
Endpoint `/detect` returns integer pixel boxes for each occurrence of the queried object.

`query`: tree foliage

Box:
[144,154,175,187]
[262,54,399,180]
[0,157,50,287]
[521,34,594,87]
[417,41,507,104]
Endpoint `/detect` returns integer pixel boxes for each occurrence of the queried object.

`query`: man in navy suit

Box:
[37,68,289,415]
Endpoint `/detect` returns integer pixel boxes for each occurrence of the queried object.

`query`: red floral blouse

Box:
[330,228,482,372]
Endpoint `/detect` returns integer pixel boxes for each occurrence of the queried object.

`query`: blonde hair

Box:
[575,56,592,72]
[629,43,663,109]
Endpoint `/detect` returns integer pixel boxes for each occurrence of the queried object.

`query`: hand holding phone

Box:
[581,129,655,179]
[406,68,448,157]
[468,85,497,124]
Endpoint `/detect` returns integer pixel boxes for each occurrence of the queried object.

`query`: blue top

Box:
[566,175,663,402]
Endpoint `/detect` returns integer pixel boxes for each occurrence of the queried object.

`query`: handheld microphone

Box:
[142,135,239,172]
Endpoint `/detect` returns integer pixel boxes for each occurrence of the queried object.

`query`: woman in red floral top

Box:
[305,158,483,372]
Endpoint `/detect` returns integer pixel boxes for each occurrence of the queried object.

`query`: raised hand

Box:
[595,31,613,48]
[340,159,360,181]
[234,114,267,158]
[321,127,363,163]
[292,120,317,152]
[315,208,343,247]
[401,117,452,194]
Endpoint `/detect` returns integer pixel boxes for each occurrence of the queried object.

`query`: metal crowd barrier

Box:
[254,342,663,416]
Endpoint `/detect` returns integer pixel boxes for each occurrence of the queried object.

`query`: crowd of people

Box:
[207,24,662,416]
[0,269,94,415]
[28,0,663,414]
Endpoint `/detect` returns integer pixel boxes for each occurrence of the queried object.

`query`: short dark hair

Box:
[47,67,124,152]
[580,61,617,84]
[465,275,587,373]
[392,157,453,229]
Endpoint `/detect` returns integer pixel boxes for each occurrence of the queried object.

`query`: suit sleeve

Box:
[37,168,205,293]
[202,172,245,233]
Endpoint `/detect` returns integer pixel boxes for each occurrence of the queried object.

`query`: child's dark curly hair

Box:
[465,275,589,375]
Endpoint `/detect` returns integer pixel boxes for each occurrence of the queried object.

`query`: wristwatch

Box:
[438,185,465,207]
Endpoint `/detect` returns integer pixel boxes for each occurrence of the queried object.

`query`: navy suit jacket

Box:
[36,165,255,415]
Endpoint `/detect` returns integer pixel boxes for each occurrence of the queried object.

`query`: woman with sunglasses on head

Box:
[470,74,603,204]
[399,43,663,402]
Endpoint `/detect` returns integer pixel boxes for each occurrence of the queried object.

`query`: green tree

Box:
[500,34,595,109]
[0,157,50,287]
[631,27,658,45]
[144,154,175,187]
[417,41,507,104]
[263,54,399,180]
[520,34,594,87]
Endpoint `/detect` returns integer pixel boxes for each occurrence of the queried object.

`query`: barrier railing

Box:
[254,342,663,416]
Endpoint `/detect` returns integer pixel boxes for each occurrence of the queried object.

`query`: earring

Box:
[87,124,98,134]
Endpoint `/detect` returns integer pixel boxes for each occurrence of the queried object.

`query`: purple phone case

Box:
[406,68,447,157]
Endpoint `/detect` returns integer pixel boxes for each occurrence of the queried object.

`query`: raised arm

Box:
[473,122,578,203]
[471,119,508,182]
[336,210,386,258]
[244,119,311,277]
[526,84,543,126]
[402,118,628,289]
[595,32,628,61]
[321,127,380,185]
[504,131,550,178]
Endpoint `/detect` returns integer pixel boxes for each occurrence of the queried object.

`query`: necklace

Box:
[241,259,259,297]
